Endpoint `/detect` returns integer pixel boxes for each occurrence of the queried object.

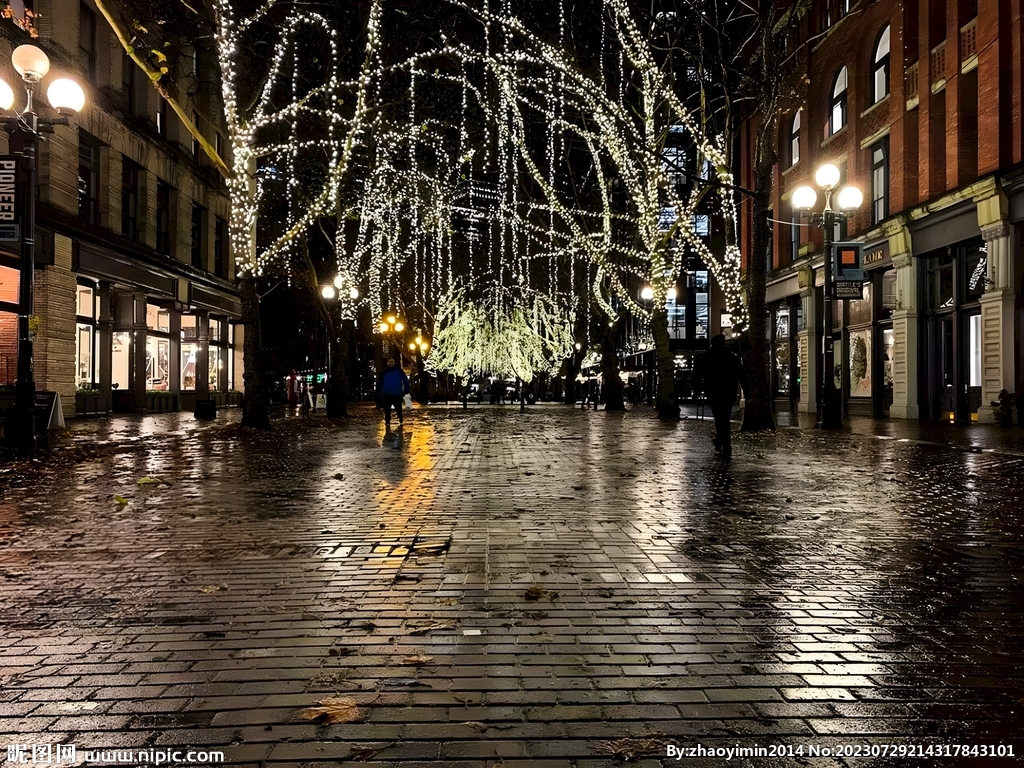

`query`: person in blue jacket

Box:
[377,357,411,429]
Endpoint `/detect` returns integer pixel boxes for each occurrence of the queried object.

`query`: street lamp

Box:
[1,45,86,453]
[792,163,863,430]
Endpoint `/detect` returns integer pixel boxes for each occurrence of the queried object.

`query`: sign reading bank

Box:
[0,156,20,242]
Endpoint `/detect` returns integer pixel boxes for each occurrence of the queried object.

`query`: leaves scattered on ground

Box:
[525,586,558,601]
[594,735,674,761]
[399,653,434,665]
[197,584,228,593]
[408,620,455,635]
[296,697,363,724]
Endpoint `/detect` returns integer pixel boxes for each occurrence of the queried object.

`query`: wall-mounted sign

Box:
[832,242,864,283]
[0,157,20,243]
[835,280,863,299]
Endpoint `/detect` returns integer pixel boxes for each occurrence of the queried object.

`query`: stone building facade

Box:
[741,0,1023,423]
[0,0,243,421]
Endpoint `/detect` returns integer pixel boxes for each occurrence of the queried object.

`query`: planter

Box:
[75,392,110,416]
[145,393,179,413]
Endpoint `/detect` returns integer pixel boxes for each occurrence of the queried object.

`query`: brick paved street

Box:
[2,405,1023,767]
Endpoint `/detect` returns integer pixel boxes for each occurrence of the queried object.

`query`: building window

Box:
[214,217,228,278]
[79,2,96,79]
[789,110,801,166]
[192,113,202,162]
[156,180,171,256]
[145,303,171,391]
[121,159,140,241]
[872,26,891,103]
[191,204,205,269]
[122,51,139,116]
[180,315,197,390]
[830,66,848,135]
[156,97,168,138]
[789,204,801,263]
[78,132,100,225]
[871,136,889,225]
[75,282,97,389]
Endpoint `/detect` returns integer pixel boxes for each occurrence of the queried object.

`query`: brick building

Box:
[0,0,243,421]
[742,0,1023,422]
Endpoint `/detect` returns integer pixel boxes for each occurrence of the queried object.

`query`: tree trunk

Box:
[600,322,626,411]
[416,351,429,404]
[651,303,679,419]
[740,107,778,432]
[240,277,271,430]
[325,324,350,418]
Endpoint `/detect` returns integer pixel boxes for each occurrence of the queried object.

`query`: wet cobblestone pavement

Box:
[1,405,1023,767]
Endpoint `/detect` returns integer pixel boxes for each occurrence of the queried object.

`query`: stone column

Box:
[168,309,181,403]
[132,294,148,413]
[797,274,817,414]
[97,282,113,411]
[889,246,921,420]
[976,222,1016,422]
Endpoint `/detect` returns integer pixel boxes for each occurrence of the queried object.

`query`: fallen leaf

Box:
[296,697,363,724]
[408,620,455,635]
[380,678,431,688]
[198,584,228,593]
[328,646,355,657]
[594,735,673,761]
[525,586,558,601]
[136,476,168,486]
[348,747,381,761]
[399,654,434,665]
[113,495,130,506]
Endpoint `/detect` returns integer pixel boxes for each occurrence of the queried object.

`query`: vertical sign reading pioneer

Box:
[0,156,19,242]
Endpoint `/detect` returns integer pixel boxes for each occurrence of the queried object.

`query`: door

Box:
[933,314,955,421]
[964,311,982,420]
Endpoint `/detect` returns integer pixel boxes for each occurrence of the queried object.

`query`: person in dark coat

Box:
[694,334,749,459]
[377,357,410,429]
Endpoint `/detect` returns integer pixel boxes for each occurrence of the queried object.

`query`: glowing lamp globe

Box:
[0,79,13,111]
[333,274,345,289]
[378,321,389,333]
[814,163,841,190]
[791,185,818,211]
[12,45,50,81]
[837,186,864,211]
[321,285,337,300]
[47,78,86,113]
[348,287,359,300]
[409,342,416,351]
[640,286,654,301]
[394,322,404,332]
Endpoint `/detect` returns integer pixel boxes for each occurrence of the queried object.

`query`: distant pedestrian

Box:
[377,357,410,429]
[694,334,748,460]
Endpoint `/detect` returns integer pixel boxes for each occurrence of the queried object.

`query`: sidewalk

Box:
[2,404,1022,766]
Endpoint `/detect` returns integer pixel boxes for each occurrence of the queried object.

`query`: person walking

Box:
[377,357,410,429]
[694,334,748,460]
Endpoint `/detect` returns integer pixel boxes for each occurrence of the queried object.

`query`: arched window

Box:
[830,66,848,135]
[872,26,891,103]
[790,110,801,166]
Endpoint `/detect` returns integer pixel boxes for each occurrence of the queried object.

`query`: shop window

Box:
[112,331,130,391]
[871,137,890,225]
[181,314,197,341]
[146,303,169,333]
[695,271,709,338]
[78,133,100,225]
[968,313,982,387]
[929,254,954,309]
[964,243,987,302]
[879,269,897,321]
[789,110,801,166]
[181,342,197,390]
[847,283,872,326]
[210,345,222,391]
[830,66,848,135]
[667,294,685,340]
[156,180,171,256]
[774,307,791,397]
[848,328,872,397]
[0,309,15,386]
[121,159,140,241]
[75,283,97,390]
[872,26,891,104]
[210,318,221,342]
[146,336,170,390]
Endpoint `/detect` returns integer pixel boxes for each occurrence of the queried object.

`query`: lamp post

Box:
[0,46,86,453]
[792,163,863,430]
[377,312,405,362]
[639,285,655,406]
[407,332,430,405]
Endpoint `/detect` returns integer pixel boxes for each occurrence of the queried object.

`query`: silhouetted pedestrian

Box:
[694,334,748,460]
[377,357,410,429]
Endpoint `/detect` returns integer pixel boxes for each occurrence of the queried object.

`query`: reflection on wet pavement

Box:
[1,405,1022,766]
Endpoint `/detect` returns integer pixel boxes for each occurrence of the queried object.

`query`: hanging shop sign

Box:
[833,242,864,299]
[0,157,20,243]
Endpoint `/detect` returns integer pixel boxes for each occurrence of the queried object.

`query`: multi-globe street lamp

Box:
[1,45,86,453]
[792,163,863,430]
[320,278,360,416]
